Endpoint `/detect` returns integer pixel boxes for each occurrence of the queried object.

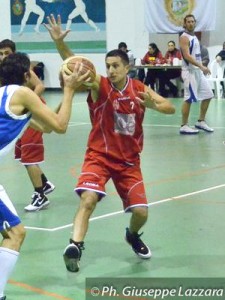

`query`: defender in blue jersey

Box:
[0,52,90,299]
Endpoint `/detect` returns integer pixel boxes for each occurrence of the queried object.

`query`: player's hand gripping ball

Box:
[61,55,96,91]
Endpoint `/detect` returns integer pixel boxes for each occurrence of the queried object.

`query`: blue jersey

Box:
[0,85,31,158]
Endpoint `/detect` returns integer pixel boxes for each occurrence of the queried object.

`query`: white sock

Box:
[0,247,19,297]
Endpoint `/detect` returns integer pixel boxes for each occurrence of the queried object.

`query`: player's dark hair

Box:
[183,14,196,23]
[106,49,129,65]
[0,52,30,86]
[0,39,16,53]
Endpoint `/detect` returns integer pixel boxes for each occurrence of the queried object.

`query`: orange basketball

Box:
[61,55,96,91]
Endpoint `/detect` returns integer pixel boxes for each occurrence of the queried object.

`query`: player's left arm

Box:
[89,74,101,103]
[136,86,175,114]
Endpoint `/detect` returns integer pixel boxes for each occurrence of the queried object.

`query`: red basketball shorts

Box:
[15,127,44,165]
[75,150,148,212]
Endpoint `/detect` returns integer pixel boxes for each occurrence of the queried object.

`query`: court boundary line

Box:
[25,183,225,231]
[68,122,225,129]
[68,122,182,128]
[8,279,74,300]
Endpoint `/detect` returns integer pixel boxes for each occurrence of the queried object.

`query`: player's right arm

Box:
[179,35,210,75]
[12,85,74,133]
[44,14,74,60]
[44,14,101,102]
[10,63,91,133]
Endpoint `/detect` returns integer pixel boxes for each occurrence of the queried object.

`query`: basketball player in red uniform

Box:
[45,15,175,272]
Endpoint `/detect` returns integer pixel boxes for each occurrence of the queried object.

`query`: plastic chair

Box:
[207,60,225,99]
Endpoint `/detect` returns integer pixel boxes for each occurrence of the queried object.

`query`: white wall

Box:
[0,0,11,40]
[106,0,149,58]
[1,0,225,88]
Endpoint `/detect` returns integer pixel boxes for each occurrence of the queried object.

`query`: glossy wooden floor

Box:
[2,90,225,299]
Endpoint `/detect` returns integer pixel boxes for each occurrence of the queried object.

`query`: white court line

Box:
[68,121,89,126]
[68,122,225,129]
[25,183,225,231]
[67,122,177,128]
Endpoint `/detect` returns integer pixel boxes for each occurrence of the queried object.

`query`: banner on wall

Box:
[10,0,106,53]
[145,0,216,33]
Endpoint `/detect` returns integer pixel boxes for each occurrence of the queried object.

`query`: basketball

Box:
[61,55,96,91]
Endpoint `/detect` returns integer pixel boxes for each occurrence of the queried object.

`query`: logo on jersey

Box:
[164,0,195,27]
[83,182,99,187]
[117,96,130,101]
[114,112,135,136]
[3,221,11,230]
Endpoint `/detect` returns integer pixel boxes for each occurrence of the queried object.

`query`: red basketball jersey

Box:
[86,76,146,163]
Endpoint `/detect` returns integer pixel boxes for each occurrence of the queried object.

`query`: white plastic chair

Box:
[207,60,225,99]
[207,45,221,64]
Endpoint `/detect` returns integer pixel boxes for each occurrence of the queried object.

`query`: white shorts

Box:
[182,68,214,102]
[0,185,21,231]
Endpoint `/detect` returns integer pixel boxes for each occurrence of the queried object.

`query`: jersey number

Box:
[130,101,134,110]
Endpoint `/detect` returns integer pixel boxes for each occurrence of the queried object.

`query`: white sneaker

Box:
[24,192,50,212]
[180,124,199,135]
[195,121,214,132]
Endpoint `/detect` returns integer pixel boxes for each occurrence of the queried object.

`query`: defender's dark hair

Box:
[0,52,30,86]
[106,49,129,65]
[0,39,16,53]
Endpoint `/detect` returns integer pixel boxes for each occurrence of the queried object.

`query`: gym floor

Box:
[2,90,225,299]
